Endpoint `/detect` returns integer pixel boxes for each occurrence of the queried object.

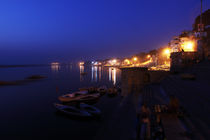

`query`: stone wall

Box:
[120,67,168,97]
[170,52,199,73]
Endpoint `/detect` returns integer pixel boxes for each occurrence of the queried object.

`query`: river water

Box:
[0,64,122,140]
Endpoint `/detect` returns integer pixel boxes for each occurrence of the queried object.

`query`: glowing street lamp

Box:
[181,41,195,52]
[164,49,170,55]
[79,62,84,65]
[110,59,117,66]
[163,48,171,58]
[133,57,138,61]
[147,55,151,58]
[124,59,130,65]
[132,57,138,67]
[112,59,117,63]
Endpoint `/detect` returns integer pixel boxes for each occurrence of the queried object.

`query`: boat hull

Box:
[54,103,92,118]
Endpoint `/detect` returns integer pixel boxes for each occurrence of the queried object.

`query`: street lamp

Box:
[181,41,195,52]
[124,59,130,64]
[163,48,171,59]
[133,57,138,61]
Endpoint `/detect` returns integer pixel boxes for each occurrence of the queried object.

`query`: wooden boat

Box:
[58,93,100,103]
[79,87,89,91]
[107,87,118,97]
[80,103,101,116]
[58,90,88,100]
[54,103,92,118]
[97,86,107,95]
[75,93,100,104]
[79,87,98,93]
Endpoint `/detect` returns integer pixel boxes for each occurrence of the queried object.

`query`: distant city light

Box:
[163,48,171,58]
[51,62,59,65]
[79,62,84,65]
[181,41,195,52]
[147,55,151,58]
[112,59,117,63]
[124,59,130,64]
[164,49,170,55]
[133,57,138,61]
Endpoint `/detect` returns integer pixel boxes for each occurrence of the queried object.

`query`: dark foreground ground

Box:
[96,60,210,140]
[139,60,210,140]
[159,60,210,139]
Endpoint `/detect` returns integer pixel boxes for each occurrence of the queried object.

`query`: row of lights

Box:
[79,40,195,67]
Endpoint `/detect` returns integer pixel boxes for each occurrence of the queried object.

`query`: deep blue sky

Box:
[0,0,209,64]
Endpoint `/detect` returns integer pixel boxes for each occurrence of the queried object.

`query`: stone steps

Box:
[160,76,210,139]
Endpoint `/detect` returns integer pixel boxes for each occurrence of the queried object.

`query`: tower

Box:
[198,0,204,32]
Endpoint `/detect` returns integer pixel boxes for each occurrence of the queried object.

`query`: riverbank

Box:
[159,60,210,139]
[136,60,210,139]
[0,64,49,68]
[93,93,136,140]
[0,75,46,86]
[116,60,210,140]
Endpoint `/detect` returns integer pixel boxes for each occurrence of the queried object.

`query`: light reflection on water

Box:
[109,67,121,85]
[108,67,118,85]
[91,66,99,82]
[80,65,84,81]
[90,66,120,85]
[80,65,84,73]
[98,66,102,81]
[51,63,60,72]
[111,68,116,85]
[109,67,111,81]
[50,64,121,86]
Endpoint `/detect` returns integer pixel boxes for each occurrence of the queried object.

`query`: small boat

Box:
[79,87,89,91]
[58,93,100,103]
[97,86,107,95]
[76,93,100,104]
[79,87,98,93]
[107,87,118,97]
[88,87,98,93]
[58,90,88,101]
[54,103,92,118]
[80,103,101,116]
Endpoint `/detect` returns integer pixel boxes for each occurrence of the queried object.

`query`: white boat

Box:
[80,103,101,116]
[54,103,92,118]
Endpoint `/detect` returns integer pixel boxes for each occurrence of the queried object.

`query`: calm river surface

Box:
[0,64,121,140]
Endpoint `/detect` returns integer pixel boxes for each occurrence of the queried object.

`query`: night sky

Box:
[0,0,209,64]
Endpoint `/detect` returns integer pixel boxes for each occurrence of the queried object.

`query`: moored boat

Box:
[58,90,88,102]
[107,87,118,97]
[58,93,100,103]
[97,86,107,95]
[75,93,100,104]
[80,103,101,116]
[54,103,92,118]
[79,87,98,93]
